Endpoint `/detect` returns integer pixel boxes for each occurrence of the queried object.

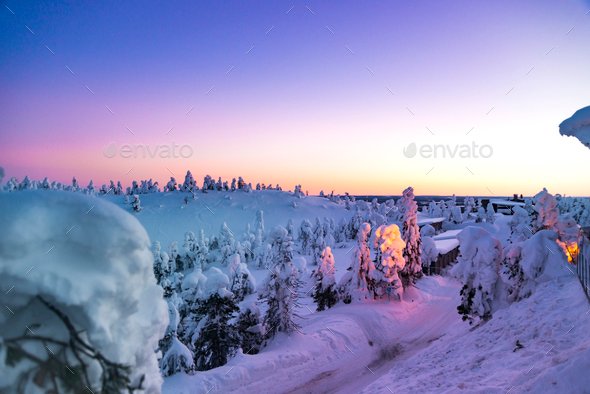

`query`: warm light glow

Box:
[558,240,580,263]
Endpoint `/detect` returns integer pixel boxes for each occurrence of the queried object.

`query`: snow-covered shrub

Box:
[509,206,532,243]
[451,227,503,322]
[0,191,167,392]
[312,247,338,311]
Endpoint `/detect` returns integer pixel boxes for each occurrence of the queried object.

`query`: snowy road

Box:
[164,276,464,394]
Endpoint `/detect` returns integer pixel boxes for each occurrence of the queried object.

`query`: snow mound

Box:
[0,191,168,392]
[559,106,590,148]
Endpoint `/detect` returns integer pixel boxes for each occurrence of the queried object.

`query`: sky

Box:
[1,0,590,196]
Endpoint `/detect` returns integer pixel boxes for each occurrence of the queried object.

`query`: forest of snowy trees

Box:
[3,170,587,378]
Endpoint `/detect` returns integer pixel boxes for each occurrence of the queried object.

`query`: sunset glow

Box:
[2,1,590,195]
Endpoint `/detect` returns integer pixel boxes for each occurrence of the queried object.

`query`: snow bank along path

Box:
[163,276,463,394]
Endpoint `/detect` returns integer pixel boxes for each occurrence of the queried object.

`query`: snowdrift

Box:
[0,191,168,392]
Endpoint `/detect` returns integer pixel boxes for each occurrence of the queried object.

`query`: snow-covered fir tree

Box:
[486,203,496,224]
[339,223,376,303]
[192,293,240,371]
[399,187,422,286]
[160,299,194,376]
[260,226,301,339]
[228,254,256,302]
[451,227,503,322]
[298,219,314,255]
[131,194,142,212]
[312,246,338,311]
[236,302,264,355]
[372,224,406,299]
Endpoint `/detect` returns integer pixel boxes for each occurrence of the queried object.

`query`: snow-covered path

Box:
[163,276,465,394]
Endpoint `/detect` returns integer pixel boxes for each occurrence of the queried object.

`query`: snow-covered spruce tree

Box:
[312,246,338,311]
[311,218,327,266]
[451,227,503,322]
[298,219,314,255]
[192,293,240,371]
[218,222,236,265]
[131,194,142,212]
[260,226,301,339]
[236,302,264,355]
[372,224,406,299]
[153,241,171,284]
[339,223,376,303]
[420,236,438,274]
[182,170,196,192]
[532,188,559,231]
[399,187,422,286]
[286,219,296,239]
[160,299,194,376]
[228,254,256,302]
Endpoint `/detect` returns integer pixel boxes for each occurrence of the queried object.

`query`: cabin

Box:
[423,230,461,275]
[489,198,525,214]
[417,216,444,232]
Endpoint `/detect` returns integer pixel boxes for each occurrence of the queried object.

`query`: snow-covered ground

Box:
[165,263,590,394]
[102,191,352,247]
[2,187,589,393]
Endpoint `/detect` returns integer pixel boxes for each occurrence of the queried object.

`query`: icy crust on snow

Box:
[0,191,168,392]
[559,105,590,148]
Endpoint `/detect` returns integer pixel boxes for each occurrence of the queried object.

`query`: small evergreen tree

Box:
[312,247,338,311]
[339,223,376,303]
[236,303,264,355]
[193,293,240,371]
[399,187,422,286]
[260,226,301,339]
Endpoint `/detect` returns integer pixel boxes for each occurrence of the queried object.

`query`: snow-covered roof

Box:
[434,238,459,255]
[559,106,590,149]
[489,199,525,207]
[417,216,445,226]
[433,229,463,240]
